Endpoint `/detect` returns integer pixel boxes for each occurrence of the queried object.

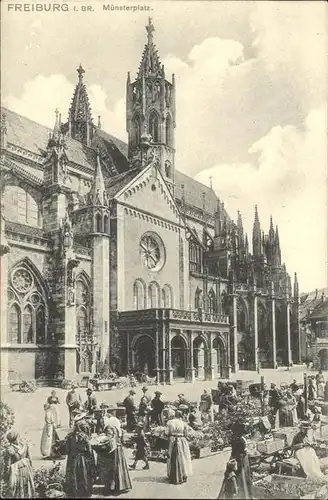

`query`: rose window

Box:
[140,232,165,271]
[12,269,33,293]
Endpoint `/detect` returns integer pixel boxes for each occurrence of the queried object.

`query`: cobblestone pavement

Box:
[1,366,325,498]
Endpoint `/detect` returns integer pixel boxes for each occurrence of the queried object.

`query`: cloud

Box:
[195,105,327,292]
[3,75,127,141]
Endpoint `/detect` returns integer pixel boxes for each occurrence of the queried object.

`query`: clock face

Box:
[140,232,165,271]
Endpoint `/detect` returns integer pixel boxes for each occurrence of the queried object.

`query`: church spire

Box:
[68,64,93,146]
[127,19,176,191]
[137,18,164,79]
[89,148,106,206]
[237,209,244,250]
[252,205,262,256]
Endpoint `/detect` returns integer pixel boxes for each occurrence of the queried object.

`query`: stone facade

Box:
[0,19,301,385]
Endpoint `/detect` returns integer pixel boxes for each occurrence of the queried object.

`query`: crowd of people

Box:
[2,369,327,499]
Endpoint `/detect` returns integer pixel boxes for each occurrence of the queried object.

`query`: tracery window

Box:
[2,186,40,227]
[165,115,173,147]
[149,112,159,142]
[133,279,146,310]
[189,242,202,273]
[7,265,47,345]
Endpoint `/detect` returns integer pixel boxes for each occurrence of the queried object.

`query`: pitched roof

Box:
[308,300,328,320]
[175,170,231,221]
[105,168,140,197]
[2,106,233,221]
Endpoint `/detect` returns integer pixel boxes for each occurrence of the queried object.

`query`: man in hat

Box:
[123,389,137,432]
[150,391,164,426]
[139,386,151,430]
[66,384,82,427]
[85,388,98,415]
[269,383,282,427]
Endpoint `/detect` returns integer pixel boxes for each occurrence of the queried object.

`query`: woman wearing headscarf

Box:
[65,419,96,498]
[229,422,253,499]
[47,390,61,427]
[40,403,60,458]
[316,370,325,399]
[166,409,192,485]
[94,409,132,496]
[307,378,317,401]
[3,430,35,498]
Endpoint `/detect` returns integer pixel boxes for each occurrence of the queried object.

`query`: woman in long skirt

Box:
[40,403,60,458]
[166,410,192,485]
[47,390,61,427]
[65,421,96,498]
[229,422,253,499]
[3,431,35,499]
[96,419,132,496]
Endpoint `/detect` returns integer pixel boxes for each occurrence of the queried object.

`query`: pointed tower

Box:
[126,18,176,192]
[293,272,299,299]
[252,205,262,257]
[86,149,111,366]
[43,110,69,233]
[274,225,281,266]
[68,65,93,146]
[237,210,244,252]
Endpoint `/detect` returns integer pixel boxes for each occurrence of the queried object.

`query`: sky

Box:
[1,0,327,293]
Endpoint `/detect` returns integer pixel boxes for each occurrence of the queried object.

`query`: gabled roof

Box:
[2,106,233,222]
[308,300,328,321]
[105,168,140,198]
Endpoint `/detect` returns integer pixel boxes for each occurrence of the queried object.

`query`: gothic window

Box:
[133,279,146,310]
[165,115,173,147]
[162,284,173,308]
[77,307,87,344]
[149,112,159,142]
[23,305,33,343]
[140,232,165,271]
[148,282,160,309]
[208,288,216,313]
[8,304,20,344]
[189,242,202,273]
[165,161,172,179]
[81,348,92,373]
[3,186,40,227]
[195,288,203,310]
[133,116,141,147]
[36,305,45,344]
[96,213,102,232]
[7,263,48,345]
[104,214,109,234]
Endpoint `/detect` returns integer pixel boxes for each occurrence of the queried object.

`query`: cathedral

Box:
[0,19,301,385]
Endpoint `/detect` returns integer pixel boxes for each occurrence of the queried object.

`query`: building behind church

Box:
[0,20,301,385]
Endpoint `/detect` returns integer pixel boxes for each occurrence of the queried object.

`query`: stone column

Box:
[0,232,10,385]
[205,333,214,380]
[286,301,292,366]
[166,329,173,384]
[63,250,79,380]
[155,324,160,384]
[253,294,259,372]
[197,345,205,379]
[160,322,166,384]
[231,294,238,372]
[270,282,277,368]
[127,333,130,372]
[186,330,195,383]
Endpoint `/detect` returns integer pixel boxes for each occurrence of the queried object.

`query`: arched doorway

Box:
[318,349,328,370]
[193,336,207,379]
[213,336,225,378]
[132,335,156,377]
[171,335,187,379]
